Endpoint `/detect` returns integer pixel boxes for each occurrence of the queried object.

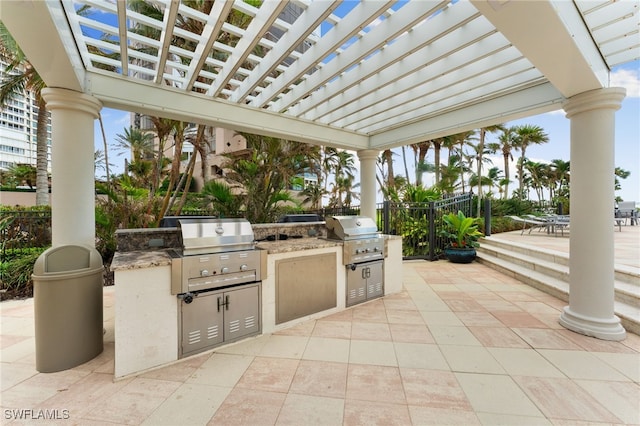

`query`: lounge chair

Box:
[616,201,637,225]
[507,215,548,235]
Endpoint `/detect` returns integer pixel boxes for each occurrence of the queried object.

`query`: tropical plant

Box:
[512,124,549,200]
[474,124,505,215]
[440,210,483,248]
[0,22,49,206]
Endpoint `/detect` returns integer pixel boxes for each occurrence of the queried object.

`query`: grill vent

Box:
[229,319,240,334]
[188,330,201,345]
[207,325,219,340]
[245,316,256,329]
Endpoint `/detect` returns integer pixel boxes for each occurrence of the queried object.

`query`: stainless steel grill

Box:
[325,216,385,306]
[169,217,263,358]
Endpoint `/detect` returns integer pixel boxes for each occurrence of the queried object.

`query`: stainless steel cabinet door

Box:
[224,284,260,342]
[181,292,224,356]
[366,260,384,299]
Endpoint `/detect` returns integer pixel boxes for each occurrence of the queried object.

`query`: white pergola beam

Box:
[251,0,395,109]
[471,0,609,97]
[370,82,564,150]
[85,72,368,150]
[154,0,180,84]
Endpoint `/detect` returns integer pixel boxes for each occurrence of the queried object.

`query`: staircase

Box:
[476,236,640,335]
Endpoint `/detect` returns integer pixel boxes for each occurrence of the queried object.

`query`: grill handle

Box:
[217,295,230,311]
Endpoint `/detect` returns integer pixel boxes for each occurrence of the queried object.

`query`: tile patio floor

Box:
[1,229,639,425]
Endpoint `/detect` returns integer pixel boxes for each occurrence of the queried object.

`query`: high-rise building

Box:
[0,60,52,173]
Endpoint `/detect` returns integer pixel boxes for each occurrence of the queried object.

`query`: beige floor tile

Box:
[592,351,640,382]
[83,377,182,425]
[394,342,449,370]
[139,351,209,382]
[36,372,131,418]
[512,328,584,350]
[276,394,344,426]
[0,335,31,350]
[383,294,418,311]
[513,301,562,315]
[514,376,623,423]
[235,356,299,392]
[408,406,481,425]
[537,350,631,381]
[350,321,391,341]
[346,364,405,404]
[349,340,397,366]
[575,379,640,425]
[492,311,550,328]
[351,305,388,323]
[444,299,487,312]
[215,334,269,356]
[440,345,505,374]
[455,311,504,327]
[488,347,565,377]
[400,368,471,409]
[0,362,37,392]
[475,412,552,425]
[455,372,544,417]
[302,337,350,363]
[428,325,482,346]
[273,320,316,336]
[389,323,434,344]
[2,368,90,408]
[419,311,463,327]
[386,309,427,325]
[141,383,230,426]
[258,334,309,359]
[0,337,35,363]
[208,388,285,426]
[289,360,347,399]
[621,332,640,352]
[186,353,253,387]
[411,295,451,312]
[311,320,352,339]
[557,329,639,353]
[467,326,530,348]
[343,399,411,426]
[476,299,522,312]
[319,309,353,322]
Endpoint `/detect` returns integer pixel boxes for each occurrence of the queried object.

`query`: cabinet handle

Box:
[225,295,229,311]
[217,296,222,312]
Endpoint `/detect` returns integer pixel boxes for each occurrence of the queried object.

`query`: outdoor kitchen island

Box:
[110,221,402,379]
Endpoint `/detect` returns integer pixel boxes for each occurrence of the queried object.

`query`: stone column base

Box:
[559,306,626,341]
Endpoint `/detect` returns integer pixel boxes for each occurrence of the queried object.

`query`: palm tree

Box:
[410,141,431,186]
[496,126,517,199]
[381,149,395,190]
[0,22,49,205]
[549,159,570,199]
[513,124,549,200]
[474,124,505,214]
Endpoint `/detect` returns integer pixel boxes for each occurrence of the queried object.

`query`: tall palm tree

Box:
[474,124,505,215]
[513,124,549,200]
[381,149,395,190]
[0,22,49,205]
[411,140,431,186]
[431,138,443,185]
[549,159,570,199]
[497,126,516,199]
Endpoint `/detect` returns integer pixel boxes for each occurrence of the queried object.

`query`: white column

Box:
[560,87,626,341]
[42,88,102,248]
[357,149,379,219]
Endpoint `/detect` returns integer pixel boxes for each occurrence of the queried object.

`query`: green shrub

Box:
[0,247,47,300]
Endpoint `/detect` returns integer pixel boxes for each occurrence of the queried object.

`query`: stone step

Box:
[476,240,640,336]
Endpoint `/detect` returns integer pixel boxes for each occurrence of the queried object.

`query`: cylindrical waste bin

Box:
[32,245,104,373]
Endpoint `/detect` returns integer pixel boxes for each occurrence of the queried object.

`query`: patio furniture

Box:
[616,201,637,225]
[507,215,548,235]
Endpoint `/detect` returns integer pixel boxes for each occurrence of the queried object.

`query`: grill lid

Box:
[177,218,255,255]
[325,215,379,241]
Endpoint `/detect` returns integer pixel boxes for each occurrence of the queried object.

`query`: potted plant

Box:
[439,210,483,263]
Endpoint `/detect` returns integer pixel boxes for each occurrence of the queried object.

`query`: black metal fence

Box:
[0,210,52,258]
[376,193,473,260]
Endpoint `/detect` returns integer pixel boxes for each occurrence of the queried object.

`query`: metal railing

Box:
[0,210,51,257]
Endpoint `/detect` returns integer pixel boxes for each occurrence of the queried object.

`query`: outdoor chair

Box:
[616,201,637,225]
[507,215,548,235]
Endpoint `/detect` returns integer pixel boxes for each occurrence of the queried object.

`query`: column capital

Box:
[42,88,102,118]
[563,87,625,119]
[357,149,379,162]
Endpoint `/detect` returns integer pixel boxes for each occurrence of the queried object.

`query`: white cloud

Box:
[611,68,640,98]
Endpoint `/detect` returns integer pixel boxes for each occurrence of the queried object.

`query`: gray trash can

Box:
[32,245,104,373]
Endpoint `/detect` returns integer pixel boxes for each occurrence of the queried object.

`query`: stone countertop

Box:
[255,237,342,254]
[110,238,343,271]
[111,250,173,271]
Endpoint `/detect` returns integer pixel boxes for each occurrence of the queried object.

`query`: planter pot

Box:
[444,247,476,264]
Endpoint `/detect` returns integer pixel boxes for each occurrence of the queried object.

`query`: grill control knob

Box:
[200,269,210,277]
[221,267,229,274]
[240,264,248,271]
[374,247,380,252]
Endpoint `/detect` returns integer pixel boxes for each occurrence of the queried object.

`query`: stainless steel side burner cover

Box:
[325,215,379,241]
[177,218,255,256]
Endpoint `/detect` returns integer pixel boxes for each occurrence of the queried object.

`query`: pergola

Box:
[1,0,637,340]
